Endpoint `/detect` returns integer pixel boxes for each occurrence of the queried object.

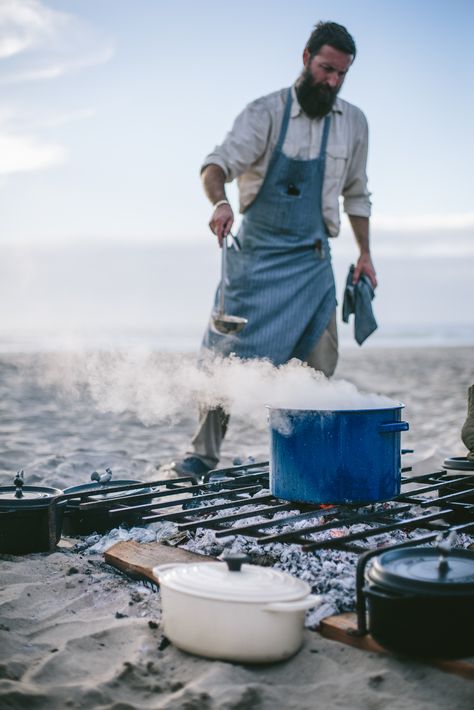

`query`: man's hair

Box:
[305,21,356,59]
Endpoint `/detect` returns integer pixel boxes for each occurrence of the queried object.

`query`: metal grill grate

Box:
[97,461,474,554]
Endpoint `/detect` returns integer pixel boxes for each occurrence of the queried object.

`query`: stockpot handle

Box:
[378,422,409,434]
[263,594,322,613]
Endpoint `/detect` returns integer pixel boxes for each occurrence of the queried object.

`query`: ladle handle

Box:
[219,234,227,315]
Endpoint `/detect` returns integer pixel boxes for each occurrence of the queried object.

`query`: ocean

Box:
[1,243,473,352]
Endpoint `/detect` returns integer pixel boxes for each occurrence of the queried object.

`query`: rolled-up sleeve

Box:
[342,110,372,217]
[201,99,272,182]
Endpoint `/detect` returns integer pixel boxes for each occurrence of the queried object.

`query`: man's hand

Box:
[353,252,377,288]
[347,215,377,288]
[201,164,234,247]
[209,203,234,247]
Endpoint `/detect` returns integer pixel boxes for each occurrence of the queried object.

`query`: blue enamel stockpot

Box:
[268,404,409,504]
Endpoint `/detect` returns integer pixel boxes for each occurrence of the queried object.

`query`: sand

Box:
[1,346,473,709]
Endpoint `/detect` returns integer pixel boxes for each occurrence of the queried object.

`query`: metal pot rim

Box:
[266,403,404,414]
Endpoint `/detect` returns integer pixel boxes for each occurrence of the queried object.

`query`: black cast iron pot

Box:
[63,471,150,535]
[0,472,66,554]
[357,544,474,658]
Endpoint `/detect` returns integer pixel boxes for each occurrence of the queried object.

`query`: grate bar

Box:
[256,504,412,544]
[396,476,474,500]
[301,508,455,551]
[400,470,447,484]
[423,488,474,505]
[79,478,263,510]
[141,494,276,524]
[214,506,334,538]
[108,484,263,516]
[177,501,295,531]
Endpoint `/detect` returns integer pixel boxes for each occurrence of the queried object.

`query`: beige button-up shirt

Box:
[202,86,371,238]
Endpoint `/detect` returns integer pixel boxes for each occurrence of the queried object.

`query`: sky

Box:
[0,0,473,345]
[0,0,473,250]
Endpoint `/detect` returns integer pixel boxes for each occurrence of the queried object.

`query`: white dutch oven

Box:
[154,554,321,663]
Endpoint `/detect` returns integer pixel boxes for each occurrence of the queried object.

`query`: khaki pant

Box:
[188,312,338,468]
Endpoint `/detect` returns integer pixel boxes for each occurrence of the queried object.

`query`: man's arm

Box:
[201,164,234,246]
[201,97,273,247]
[348,215,377,288]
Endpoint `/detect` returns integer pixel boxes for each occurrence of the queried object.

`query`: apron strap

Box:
[275,88,293,152]
[319,115,331,158]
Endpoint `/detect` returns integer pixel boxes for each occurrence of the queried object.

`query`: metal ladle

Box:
[211,234,248,335]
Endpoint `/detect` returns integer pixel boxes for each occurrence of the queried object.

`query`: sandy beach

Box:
[1,345,473,709]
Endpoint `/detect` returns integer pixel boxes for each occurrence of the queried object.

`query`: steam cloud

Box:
[37,350,396,431]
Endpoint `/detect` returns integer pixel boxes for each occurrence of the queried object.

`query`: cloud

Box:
[0,0,66,59]
[0,2,111,179]
[0,0,114,83]
[0,46,115,84]
[0,132,65,175]
[0,103,96,177]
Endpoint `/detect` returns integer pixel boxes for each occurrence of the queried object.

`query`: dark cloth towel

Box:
[342,264,377,345]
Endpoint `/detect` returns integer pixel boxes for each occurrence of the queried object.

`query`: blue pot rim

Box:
[266,403,404,414]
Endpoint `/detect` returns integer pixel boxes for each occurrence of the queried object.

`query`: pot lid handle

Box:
[222,552,249,572]
[436,530,456,576]
[13,470,25,499]
[90,468,113,485]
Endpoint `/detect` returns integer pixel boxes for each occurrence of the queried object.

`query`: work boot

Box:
[461,384,474,461]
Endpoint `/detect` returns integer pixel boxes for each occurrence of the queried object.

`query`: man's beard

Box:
[295,68,339,119]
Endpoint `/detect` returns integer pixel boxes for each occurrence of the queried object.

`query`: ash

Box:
[179,497,474,626]
[74,521,179,554]
[75,491,474,628]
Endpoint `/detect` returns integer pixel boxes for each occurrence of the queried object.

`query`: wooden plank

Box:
[320,613,387,653]
[320,613,474,680]
[104,540,214,584]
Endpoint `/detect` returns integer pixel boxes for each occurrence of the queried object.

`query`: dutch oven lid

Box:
[0,485,63,507]
[443,456,474,472]
[63,479,148,501]
[367,546,474,595]
[156,554,311,603]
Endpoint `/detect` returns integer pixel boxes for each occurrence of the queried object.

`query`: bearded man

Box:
[173,21,377,477]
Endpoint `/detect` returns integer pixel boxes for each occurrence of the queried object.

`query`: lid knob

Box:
[222,552,249,572]
[436,531,455,576]
[13,470,25,499]
[91,468,113,485]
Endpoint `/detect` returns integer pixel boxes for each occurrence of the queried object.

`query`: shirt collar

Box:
[290,84,343,118]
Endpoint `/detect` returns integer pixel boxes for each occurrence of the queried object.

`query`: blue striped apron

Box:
[201,89,337,366]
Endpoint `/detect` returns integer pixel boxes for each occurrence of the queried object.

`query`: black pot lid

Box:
[367,547,474,595]
[0,485,63,508]
[443,456,474,472]
[63,479,148,501]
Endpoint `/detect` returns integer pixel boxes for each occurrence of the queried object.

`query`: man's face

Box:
[296,44,353,119]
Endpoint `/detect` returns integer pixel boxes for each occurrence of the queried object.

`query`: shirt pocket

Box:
[325,144,348,179]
